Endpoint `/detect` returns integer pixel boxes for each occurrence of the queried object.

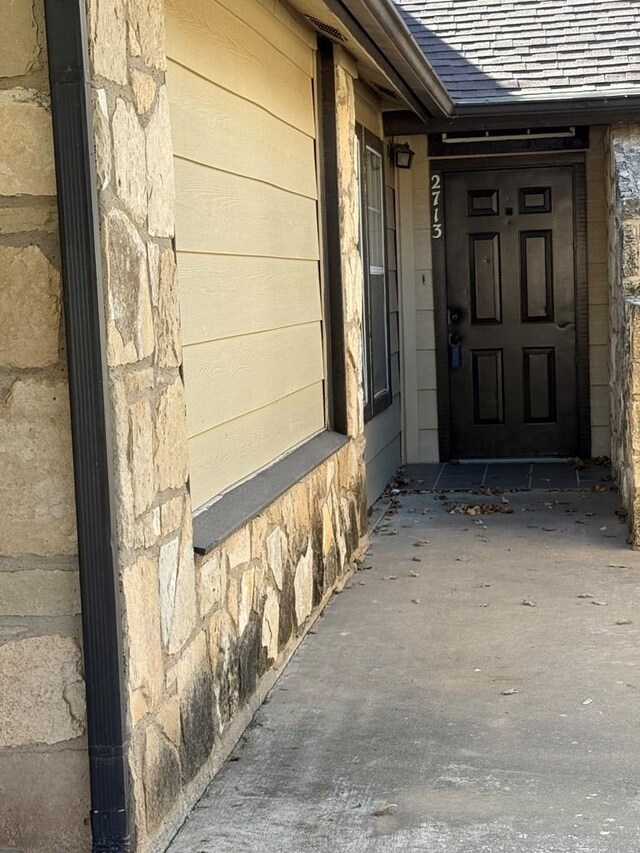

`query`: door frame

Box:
[430,151,590,461]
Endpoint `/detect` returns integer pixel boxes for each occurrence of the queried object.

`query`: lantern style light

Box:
[390,142,415,169]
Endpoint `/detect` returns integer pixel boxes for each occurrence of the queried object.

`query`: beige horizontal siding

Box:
[413,142,438,459]
[354,82,383,137]
[178,255,321,346]
[586,127,610,457]
[183,323,324,436]
[167,61,318,198]
[174,158,320,259]
[167,0,325,509]
[189,383,325,509]
[165,0,315,135]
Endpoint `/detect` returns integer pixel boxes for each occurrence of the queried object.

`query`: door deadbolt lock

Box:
[448,307,462,325]
[449,333,462,369]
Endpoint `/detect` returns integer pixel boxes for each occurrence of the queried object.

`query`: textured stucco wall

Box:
[0,3,89,852]
[607,124,640,544]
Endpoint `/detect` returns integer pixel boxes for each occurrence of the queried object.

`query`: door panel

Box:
[444,166,578,458]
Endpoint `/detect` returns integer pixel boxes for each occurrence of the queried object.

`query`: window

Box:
[356,124,392,422]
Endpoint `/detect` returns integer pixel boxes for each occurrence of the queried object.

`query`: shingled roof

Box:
[392,0,640,104]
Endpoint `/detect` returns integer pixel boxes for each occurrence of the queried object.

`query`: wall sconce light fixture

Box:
[389,142,415,169]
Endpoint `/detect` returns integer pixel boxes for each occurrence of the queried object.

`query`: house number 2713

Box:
[431,173,442,239]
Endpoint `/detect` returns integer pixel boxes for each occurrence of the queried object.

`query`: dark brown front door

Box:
[444,165,578,458]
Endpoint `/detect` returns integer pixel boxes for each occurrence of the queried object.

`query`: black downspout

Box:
[43,2,130,851]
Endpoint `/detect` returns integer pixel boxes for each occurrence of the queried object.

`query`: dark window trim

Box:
[357,123,393,423]
[317,38,347,434]
[430,151,591,461]
[192,431,349,555]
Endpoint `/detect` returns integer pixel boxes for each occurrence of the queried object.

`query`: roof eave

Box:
[453,90,640,117]
[384,94,640,135]
[322,0,453,118]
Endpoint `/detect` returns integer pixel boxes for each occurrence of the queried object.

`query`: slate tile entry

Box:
[404,461,613,492]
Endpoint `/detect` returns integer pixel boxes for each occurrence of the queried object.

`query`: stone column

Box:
[87,0,196,843]
[607,124,640,544]
[334,48,366,442]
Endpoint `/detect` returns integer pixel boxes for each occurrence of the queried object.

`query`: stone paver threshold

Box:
[404,460,613,492]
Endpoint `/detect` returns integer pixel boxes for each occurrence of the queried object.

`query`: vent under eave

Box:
[305,15,348,43]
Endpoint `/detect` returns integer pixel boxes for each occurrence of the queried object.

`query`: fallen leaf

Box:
[373,803,398,817]
[522,599,538,607]
[501,688,518,696]
[608,564,630,569]
[382,575,397,581]
[591,600,608,606]
[414,538,430,546]
[412,556,422,563]
[582,698,593,705]
[577,593,595,599]
[477,582,491,588]
[380,529,399,536]
[616,618,633,625]
[411,598,421,604]
[409,570,420,577]
[478,602,489,608]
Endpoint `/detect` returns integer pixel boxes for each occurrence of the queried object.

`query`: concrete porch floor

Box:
[168,485,640,853]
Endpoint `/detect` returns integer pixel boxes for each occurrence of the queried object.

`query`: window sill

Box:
[192,431,349,556]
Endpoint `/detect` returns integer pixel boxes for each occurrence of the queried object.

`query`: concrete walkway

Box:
[168,486,640,853]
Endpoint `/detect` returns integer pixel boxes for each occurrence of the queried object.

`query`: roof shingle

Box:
[392,0,640,103]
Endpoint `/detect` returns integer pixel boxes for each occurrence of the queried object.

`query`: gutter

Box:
[453,91,640,118]
[43,2,130,852]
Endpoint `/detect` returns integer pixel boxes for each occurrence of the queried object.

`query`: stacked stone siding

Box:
[608,124,640,544]
[86,4,368,851]
[0,2,369,848]
[0,2,89,852]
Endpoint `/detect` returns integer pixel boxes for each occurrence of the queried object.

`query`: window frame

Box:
[356,123,393,423]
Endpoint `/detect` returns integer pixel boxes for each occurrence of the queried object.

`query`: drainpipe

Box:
[43,2,130,851]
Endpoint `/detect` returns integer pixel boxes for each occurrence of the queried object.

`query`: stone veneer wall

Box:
[607,124,640,544]
[0,3,90,852]
[85,5,367,850]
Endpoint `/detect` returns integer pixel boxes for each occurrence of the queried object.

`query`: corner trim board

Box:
[44,2,130,851]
